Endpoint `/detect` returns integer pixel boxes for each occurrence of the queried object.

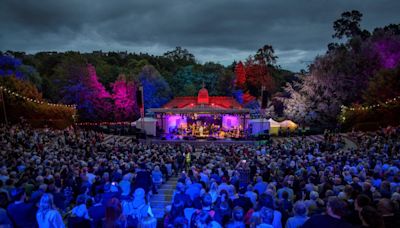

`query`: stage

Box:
[143,138,257,145]
[149,85,251,140]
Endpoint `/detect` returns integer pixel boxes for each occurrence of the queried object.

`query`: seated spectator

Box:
[104,197,125,228]
[173,183,192,208]
[0,192,12,227]
[36,193,65,228]
[233,186,253,213]
[119,174,133,200]
[302,196,353,228]
[254,176,268,195]
[346,194,371,226]
[255,193,282,228]
[245,185,258,207]
[209,182,219,204]
[7,188,37,228]
[122,188,153,227]
[359,206,384,228]
[71,194,90,219]
[226,206,246,228]
[285,201,309,228]
[213,201,231,227]
[88,194,106,228]
[376,198,399,228]
[164,198,186,227]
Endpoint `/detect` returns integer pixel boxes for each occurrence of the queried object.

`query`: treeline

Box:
[1,47,294,122]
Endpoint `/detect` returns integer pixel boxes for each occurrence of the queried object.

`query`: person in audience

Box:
[359,206,384,228]
[233,186,253,213]
[226,206,246,228]
[285,201,309,228]
[302,196,354,228]
[36,193,65,228]
[88,194,106,227]
[7,188,37,227]
[138,216,157,228]
[104,197,126,227]
[376,198,399,228]
[71,194,90,219]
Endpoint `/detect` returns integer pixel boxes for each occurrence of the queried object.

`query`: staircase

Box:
[150,176,179,219]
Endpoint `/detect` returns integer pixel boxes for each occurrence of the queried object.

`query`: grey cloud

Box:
[1,0,399,71]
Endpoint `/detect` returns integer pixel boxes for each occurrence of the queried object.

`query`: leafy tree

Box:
[111,75,138,121]
[234,61,246,89]
[139,65,172,110]
[255,44,278,65]
[245,57,275,97]
[333,10,369,39]
[163,47,196,65]
[363,66,400,104]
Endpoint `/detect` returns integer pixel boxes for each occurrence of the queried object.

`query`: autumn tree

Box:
[245,57,275,97]
[234,61,246,89]
[111,75,137,121]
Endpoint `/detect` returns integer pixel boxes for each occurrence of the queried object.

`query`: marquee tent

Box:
[279,120,298,130]
[133,117,157,136]
[268,118,281,135]
[248,118,270,135]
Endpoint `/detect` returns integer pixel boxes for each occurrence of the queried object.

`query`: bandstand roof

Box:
[148,86,250,114]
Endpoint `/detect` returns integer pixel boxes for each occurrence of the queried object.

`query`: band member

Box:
[199,125,204,137]
[191,123,196,136]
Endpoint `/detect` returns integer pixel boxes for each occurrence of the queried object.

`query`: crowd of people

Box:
[0,121,399,228]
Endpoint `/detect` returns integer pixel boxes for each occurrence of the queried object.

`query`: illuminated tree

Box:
[245,57,275,97]
[139,65,172,109]
[235,61,246,88]
[111,75,137,121]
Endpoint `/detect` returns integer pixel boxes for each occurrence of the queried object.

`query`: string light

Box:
[0,85,76,109]
[341,95,400,112]
[75,121,132,126]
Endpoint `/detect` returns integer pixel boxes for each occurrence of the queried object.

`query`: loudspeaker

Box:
[136,89,143,108]
[261,90,269,109]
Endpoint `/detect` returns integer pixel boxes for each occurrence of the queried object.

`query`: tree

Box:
[363,66,400,104]
[85,64,113,120]
[333,10,369,40]
[111,75,137,121]
[163,47,196,65]
[255,44,277,65]
[139,65,172,109]
[245,57,275,97]
[234,61,246,88]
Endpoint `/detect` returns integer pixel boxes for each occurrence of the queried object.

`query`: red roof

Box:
[163,96,243,109]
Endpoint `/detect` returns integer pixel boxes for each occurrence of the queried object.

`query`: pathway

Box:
[149,177,178,219]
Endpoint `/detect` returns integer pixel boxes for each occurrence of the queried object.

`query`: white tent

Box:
[268,118,281,135]
[279,120,298,130]
[133,117,157,136]
[248,118,270,135]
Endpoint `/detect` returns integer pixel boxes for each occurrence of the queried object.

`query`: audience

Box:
[0,122,399,228]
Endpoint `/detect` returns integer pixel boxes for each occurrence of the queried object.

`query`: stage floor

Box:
[141,138,257,145]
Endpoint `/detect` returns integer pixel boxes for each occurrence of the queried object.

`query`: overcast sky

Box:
[1,0,399,71]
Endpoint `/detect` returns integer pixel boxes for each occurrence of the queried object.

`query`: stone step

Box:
[150,194,172,201]
[151,203,169,209]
